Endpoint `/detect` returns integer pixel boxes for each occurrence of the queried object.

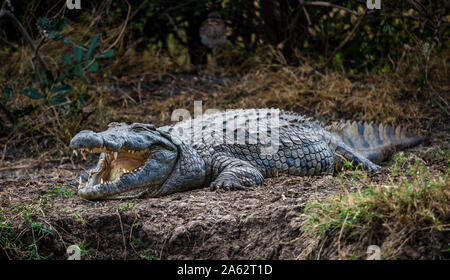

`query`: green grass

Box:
[44,185,74,199]
[300,152,449,258]
[0,205,56,259]
[110,200,138,211]
[76,241,90,258]
[73,212,88,225]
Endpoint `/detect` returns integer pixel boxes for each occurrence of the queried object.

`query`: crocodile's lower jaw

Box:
[93,185,150,200]
[74,147,148,187]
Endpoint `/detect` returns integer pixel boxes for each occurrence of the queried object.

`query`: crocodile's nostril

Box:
[70,131,103,148]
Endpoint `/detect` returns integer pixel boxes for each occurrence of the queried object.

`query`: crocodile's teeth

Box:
[100,178,104,184]
[79,177,82,186]
[114,151,118,160]
[81,150,87,160]
[73,150,78,156]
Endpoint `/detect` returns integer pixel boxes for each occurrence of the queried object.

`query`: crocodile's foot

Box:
[210,178,247,191]
[209,157,265,192]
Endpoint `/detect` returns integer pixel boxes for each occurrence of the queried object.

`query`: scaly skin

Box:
[69,109,424,199]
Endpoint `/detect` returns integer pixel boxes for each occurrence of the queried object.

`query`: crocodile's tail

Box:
[327,121,427,164]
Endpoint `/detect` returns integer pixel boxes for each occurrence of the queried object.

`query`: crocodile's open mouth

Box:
[74,147,148,187]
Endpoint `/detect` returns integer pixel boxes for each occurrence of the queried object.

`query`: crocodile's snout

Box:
[70,130,104,149]
[70,123,182,199]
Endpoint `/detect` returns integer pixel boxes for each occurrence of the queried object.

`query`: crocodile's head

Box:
[70,122,178,199]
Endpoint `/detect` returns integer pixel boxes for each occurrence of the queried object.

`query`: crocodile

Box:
[69,109,426,199]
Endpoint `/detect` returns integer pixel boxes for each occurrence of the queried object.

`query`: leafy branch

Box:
[0,0,114,128]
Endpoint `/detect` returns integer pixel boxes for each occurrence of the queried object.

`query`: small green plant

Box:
[73,212,88,225]
[0,216,20,257]
[138,251,158,260]
[392,152,408,175]
[18,205,55,239]
[76,241,91,257]
[58,209,71,214]
[129,237,157,260]
[111,200,138,211]
[2,17,114,122]
[1,205,56,259]
[44,185,74,199]
[429,147,450,166]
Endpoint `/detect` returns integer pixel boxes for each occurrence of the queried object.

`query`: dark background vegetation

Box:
[0,0,448,154]
[2,1,448,67]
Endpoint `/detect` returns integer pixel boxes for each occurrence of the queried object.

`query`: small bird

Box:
[199,12,227,49]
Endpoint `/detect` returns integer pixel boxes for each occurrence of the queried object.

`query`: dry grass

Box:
[129,40,449,132]
[136,54,448,132]
[298,148,449,260]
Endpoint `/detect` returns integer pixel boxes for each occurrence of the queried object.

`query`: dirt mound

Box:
[1,142,447,260]
[0,157,342,259]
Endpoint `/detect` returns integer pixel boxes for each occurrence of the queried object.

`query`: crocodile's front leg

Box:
[209,155,264,191]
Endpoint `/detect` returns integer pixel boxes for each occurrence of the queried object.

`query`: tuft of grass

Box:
[0,205,56,259]
[76,241,90,258]
[110,199,138,212]
[300,152,449,259]
[44,185,74,199]
[73,212,88,226]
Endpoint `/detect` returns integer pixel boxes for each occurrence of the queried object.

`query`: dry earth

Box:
[0,140,447,260]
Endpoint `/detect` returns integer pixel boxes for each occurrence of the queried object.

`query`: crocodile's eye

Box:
[131,123,155,132]
[131,126,145,132]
